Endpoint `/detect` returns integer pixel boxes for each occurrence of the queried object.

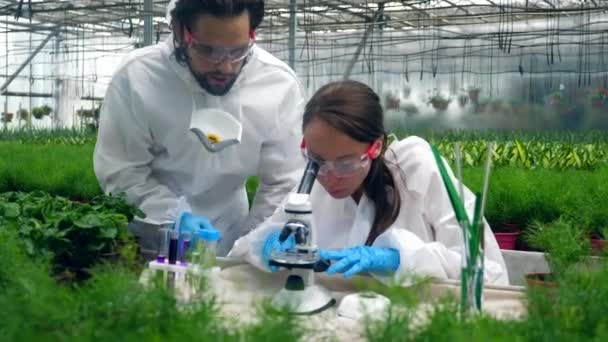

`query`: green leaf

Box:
[99,227,118,239]
[2,203,20,218]
[73,214,104,229]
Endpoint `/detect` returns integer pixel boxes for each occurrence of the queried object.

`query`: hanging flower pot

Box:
[457,94,469,108]
[402,86,411,99]
[1,112,13,123]
[430,98,450,111]
[384,93,400,110]
[467,88,481,103]
[427,90,450,112]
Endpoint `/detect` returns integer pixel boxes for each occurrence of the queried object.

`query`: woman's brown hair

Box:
[303,80,401,245]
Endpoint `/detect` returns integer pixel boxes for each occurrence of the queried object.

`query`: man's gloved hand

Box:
[319,246,400,279]
[262,231,296,272]
[177,212,221,243]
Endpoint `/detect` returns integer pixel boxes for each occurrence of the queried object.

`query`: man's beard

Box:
[187,62,241,96]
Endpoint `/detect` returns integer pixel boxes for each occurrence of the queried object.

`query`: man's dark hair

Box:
[170,0,265,65]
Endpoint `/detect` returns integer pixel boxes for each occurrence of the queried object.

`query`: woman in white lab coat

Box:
[229,80,509,285]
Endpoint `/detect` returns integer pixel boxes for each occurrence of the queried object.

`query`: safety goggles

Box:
[300,139,378,177]
[185,30,252,64]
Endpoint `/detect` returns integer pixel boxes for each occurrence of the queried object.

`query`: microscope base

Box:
[272,284,335,315]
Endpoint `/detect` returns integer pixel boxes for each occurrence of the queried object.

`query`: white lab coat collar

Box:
[346,194,375,246]
[312,185,375,249]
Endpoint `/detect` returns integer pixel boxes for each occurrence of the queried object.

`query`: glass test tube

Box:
[179,231,191,264]
[168,229,179,265]
[156,227,170,263]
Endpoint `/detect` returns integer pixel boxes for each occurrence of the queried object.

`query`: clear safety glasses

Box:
[185,30,253,65]
[300,139,377,178]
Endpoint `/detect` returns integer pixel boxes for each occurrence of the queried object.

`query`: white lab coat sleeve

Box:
[372,138,508,286]
[227,204,291,272]
[241,79,306,235]
[93,70,190,225]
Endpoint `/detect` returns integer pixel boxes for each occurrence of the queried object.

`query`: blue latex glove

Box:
[177,212,221,243]
[319,246,400,279]
[262,231,296,272]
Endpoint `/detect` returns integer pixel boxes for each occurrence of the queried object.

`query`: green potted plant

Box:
[402,103,419,117]
[31,105,52,120]
[590,87,608,109]
[77,108,94,118]
[40,104,52,116]
[547,90,563,107]
[32,107,44,119]
[590,227,607,255]
[523,217,590,287]
[17,108,29,121]
[427,90,450,112]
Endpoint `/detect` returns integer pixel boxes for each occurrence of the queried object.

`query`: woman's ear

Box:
[370,138,384,159]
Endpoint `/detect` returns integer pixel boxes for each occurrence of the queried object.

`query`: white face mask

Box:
[188,97,243,153]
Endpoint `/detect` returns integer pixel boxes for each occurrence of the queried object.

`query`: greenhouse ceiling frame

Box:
[0,1,605,37]
[0,0,607,99]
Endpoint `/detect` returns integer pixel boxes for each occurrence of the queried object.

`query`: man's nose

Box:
[216,58,235,73]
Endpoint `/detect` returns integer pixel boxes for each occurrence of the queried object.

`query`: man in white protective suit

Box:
[94,0,305,257]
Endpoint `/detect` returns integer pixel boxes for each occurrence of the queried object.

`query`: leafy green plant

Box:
[0,229,309,341]
[0,128,97,145]
[590,87,608,102]
[524,218,590,275]
[0,191,144,281]
[0,142,101,200]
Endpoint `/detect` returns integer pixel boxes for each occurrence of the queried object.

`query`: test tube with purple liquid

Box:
[179,231,191,264]
[168,230,179,265]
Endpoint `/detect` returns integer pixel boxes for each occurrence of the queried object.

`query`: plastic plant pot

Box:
[430,99,450,111]
[526,273,557,290]
[468,89,480,103]
[494,231,520,250]
[590,238,606,255]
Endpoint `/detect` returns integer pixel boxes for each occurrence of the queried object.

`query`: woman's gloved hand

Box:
[262,231,296,272]
[319,246,400,279]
